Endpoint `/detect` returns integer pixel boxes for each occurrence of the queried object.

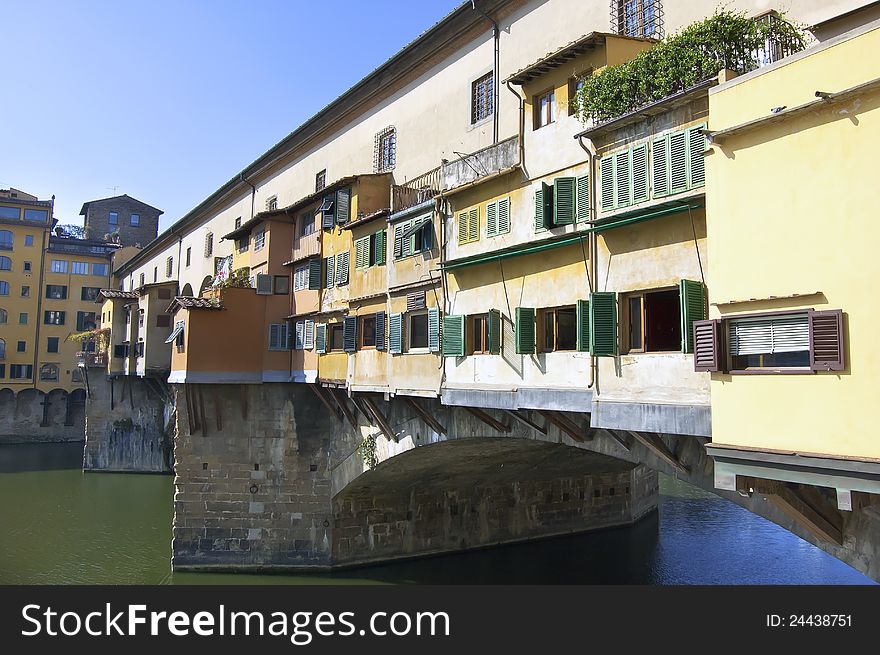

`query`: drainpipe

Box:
[577,135,597,390]
[506,80,525,173]
[471,0,499,144]
[240,173,256,221]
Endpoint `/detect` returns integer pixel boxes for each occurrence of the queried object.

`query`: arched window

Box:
[0,230,12,249]
[0,338,5,359]
[0,256,11,271]
[0,308,6,324]
[39,364,59,381]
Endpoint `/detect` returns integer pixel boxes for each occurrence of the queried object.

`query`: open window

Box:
[359,314,377,349]
[408,311,429,351]
[540,306,578,352]
[328,324,345,352]
[624,289,681,353]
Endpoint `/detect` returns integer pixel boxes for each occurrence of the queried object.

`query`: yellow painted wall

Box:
[388,286,442,395]
[706,23,880,459]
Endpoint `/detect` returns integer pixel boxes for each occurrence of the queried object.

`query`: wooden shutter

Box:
[407,291,426,311]
[255,273,273,295]
[336,187,350,225]
[652,136,669,198]
[488,309,501,355]
[515,307,536,354]
[304,320,315,350]
[336,251,349,285]
[693,319,722,372]
[497,198,510,234]
[374,311,386,351]
[316,323,327,354]
[486,200,498,237]
[669,131,688,194]
[428,307,441,353]
[343,315,357,353]
[631,143,649,203]
[394,224,404,258]
[553,176,576,225]
[375,229,386,265]
[576,299,590,352]
[589,292,617,356]
[295,321,305,350]
[600,155,615,211]
[809,309,844,371]
[389,313,403,354]
[457,211,468,244]
[308,258,322,290]
[325,256,335,288]
[576,175,589,223]
[679,279,706,354]
[421,220,434,251]
[322,198,335,228]
[614,150,630,208]
[688,124,706,188]
[355,237,367,269]
[442,314,465,357]
[268,324,281,350]
[467,207,479,242]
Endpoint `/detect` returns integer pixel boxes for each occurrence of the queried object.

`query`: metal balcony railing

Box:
[391,167,441,213]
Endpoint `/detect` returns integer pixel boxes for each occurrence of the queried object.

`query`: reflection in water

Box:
[0,443,872,585]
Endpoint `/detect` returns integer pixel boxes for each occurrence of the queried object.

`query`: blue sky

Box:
[3,0,461,232]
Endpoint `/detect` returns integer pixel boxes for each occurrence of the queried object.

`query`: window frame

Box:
[407,310,430,352]
[538,305,578,353]
[130,213,140,226]
[108,211,119,226]
[621,287,682,354]
[471,72,494,125]
[470,313,490,355]
[726,311,812,374]
[533,88,556,130]
[375,126,397,173]
[328,324,345,352]
[358,314,377,350]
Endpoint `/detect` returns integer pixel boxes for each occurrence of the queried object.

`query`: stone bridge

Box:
[152,383,880,579]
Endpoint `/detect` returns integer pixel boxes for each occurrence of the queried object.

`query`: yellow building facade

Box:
[703,18,880,498]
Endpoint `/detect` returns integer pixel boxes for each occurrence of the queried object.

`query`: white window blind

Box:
[729,314,809,356]
[304,320,315,350]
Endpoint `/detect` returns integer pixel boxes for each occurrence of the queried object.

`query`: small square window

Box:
[25,235,34,247]
[316,169,326,192]
[534,89,556,129]
[359,315,376,349]
[21,285,29,297]
[131,213,140,226]
[408,312,429,351]
[374,126,396,173]
[471,72,494,124]
[109,211,119,225]
[329,324,345,352]
[17,341,26,352]
[274,275,290,295]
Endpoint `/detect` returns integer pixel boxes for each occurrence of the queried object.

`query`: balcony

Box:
[391,167,441,214]
[77,351,108,367]
[291,227,320,263]
[440,136,519,192]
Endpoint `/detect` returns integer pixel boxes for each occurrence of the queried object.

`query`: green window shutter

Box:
[325,256,335,288]
[401,220,413,256]
[457,211,468,244]
[576,299,590,352]
[389,313,403,354]
[468,208,479,242]
[375,311,386,351]
[600,156,615,211]
[315,323,326,354]
[336,251,349,285]
[589,292,617,356]
[497,197,510,234]
[336,187,350,225]
[375,229,386,265]
[669,131,688,194]
[631,144,648,203]
[534,187,545,232]
[428,307,441,352]
[576,175,589,223]
[486,200,498,237]
[679,279,706,354]
[687,123,706,188]
[488,309,501,355]
[343,315,357,353]
[652,136,669,198]
[322,197,336,228]
[354,237,364,269]
[442,314,465,357]
[394,224,404,258]
[614,150,630,208]
[515,307,536,354]
[553,176,576,225]
[307,258,322,290]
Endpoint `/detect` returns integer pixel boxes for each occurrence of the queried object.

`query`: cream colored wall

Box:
[388,290,442,396]
[136,285,175,375]
[706,22,880,459]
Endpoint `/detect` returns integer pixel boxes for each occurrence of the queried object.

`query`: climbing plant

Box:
[66,326,111,353]
[571,10,807,125]
[357,435,378,470]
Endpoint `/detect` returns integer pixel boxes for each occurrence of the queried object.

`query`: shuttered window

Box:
[534,182,553,232]
[335,251,349,286]
[669,131,688,194]
[268,323,289,351]
[294,321,305,350]
[325,256,335,288]
[488,309,501,355]
[652,136,669,197]
[614,150,630,208]
[729,314,809,356]
[679,279,706,354]
[375,311,386,351]
[442,314,465,357]
[515,307,536,354]
[321,195,335,228]
[486,198,511,237]
[307,258,322,290]
[651,124,706,199]
[396,216,433,257]
[457,208,479,245]
[631,144,649,203]
[693,319,722,372]
[293,264,309,291]
[389,313,403,354]
[554,177,576,225]
[315,323,327,354]
[343,316,357,353]
[600,156,614,211]
[810,310,844,371]
[428,307,441,353]
[356,230,388,269]
[589,292,617,356]
[336,187,351,225]
[304,320,315,350]
[576,299,590,352]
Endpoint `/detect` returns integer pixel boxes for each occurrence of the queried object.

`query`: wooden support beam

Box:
[197,385,208,437]
[604,429,632,452]
[404,397,447,435]
[183,384,194,436]
[502,409,547,435]
[626,430,688,474]
[538,410,590,443]
[214,393,222,432]
[465,406,511,433]
[350,395,376,426]
[128,376,134,409]
[309,384,341,423]
[362,396,398,442]
[759,482,844,546]
[110,377,115,411]
[240,384,248,420]
[330,388,359,431]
